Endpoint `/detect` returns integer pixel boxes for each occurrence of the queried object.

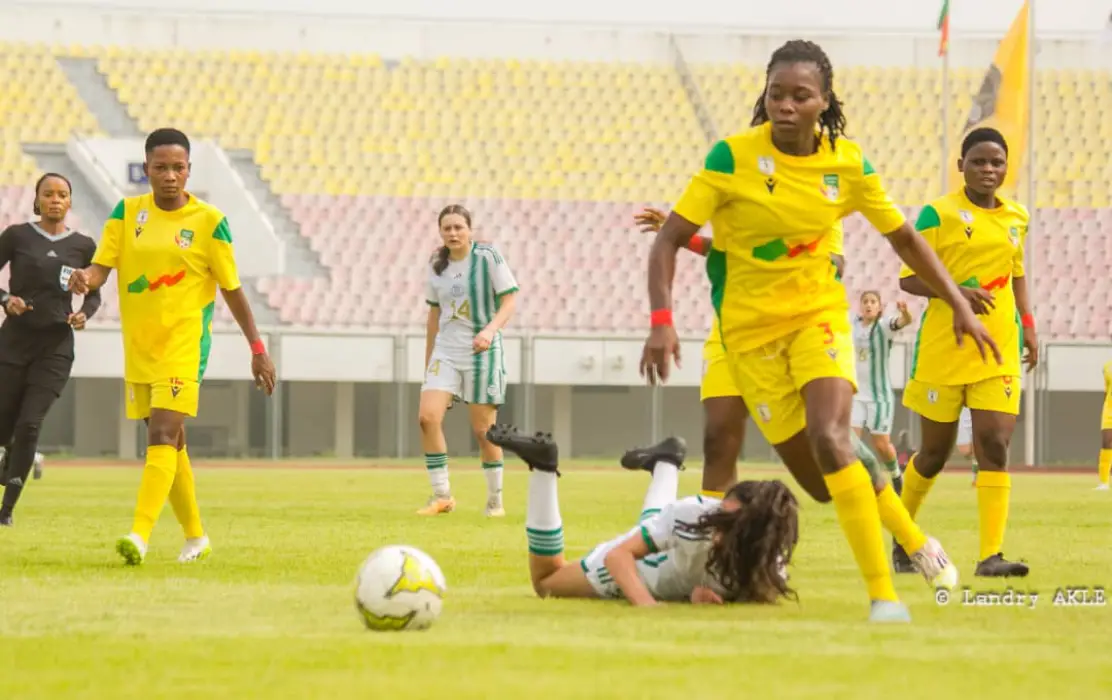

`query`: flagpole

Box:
[941,2,951,194]
[1024,0,1037,467]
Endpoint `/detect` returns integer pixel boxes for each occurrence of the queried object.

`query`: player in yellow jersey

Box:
[69,128,276,565]
[635,207,894,501]
[641,40,1000,622]
[896,127,1034,578]
[1098,361,1112,490]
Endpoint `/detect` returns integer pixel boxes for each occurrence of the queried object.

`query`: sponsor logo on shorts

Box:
[927,389,938,403]
[169,377,184,399]
[1003,376,1013,399]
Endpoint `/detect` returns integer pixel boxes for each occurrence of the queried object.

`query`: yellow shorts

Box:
[903,375,1020,423]
[125,378,201,420]
[1101,394,1112,431]
[701,340,742,401]
[726,310,857,445]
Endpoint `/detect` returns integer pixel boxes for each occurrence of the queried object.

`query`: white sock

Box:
[525,471,563,556]
[482,461,504,503]
[640,460,680,522]
[425,453,450,498]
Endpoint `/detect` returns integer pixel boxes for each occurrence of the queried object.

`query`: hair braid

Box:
[750,39,848,152]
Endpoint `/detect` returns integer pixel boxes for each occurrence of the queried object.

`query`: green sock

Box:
[850,432,884,484]
[883,457,900,478]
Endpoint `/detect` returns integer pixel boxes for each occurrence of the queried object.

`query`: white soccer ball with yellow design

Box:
[355,545,446,631]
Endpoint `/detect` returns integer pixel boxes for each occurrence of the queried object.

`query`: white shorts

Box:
[421,346,506,406]
[578,526,641,599]
[851,399,894,435]
[956,407,973,446]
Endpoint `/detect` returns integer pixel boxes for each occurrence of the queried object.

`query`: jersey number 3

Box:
[450,299,471,322]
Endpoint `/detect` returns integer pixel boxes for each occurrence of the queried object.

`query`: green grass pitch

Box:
[0,463,1108,699]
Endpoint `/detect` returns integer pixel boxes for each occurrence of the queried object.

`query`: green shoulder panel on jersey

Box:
[914,204,941,231]
[474,242,503,264]
[212,217,233,243]
[704,140,735,175]
[863,156,876,176]
[109,200,126,221]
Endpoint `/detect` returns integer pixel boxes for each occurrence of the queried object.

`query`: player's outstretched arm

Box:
[885,223,1002,364]
[642,213,700,384]
[634,207,709,258]
[602,533,659,607]
[220,287,276,395]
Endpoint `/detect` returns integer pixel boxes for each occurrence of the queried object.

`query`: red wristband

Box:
[250,339,266,355]
[1020,313,1035,329]
[686,236,708,255]
[650,309,673,327]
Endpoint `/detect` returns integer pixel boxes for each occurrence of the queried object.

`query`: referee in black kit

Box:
[0,173,100,526]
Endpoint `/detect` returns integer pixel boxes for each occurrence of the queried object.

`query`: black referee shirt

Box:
[0,223,100,330]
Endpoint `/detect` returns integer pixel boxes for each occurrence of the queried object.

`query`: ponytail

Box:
[432,246,451,276]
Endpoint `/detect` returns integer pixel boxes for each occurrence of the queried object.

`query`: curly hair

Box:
[750,39,848,153]
[694,480,800,603]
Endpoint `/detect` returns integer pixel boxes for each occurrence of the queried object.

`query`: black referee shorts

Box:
[0,322,75,397]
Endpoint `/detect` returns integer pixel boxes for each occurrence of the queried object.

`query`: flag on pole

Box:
[938,0,951,56]
[950,0,1030,196]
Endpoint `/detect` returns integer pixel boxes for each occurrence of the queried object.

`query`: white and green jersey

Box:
[425,241,518,357]
[852,314,901,405]
[635,496,730,602]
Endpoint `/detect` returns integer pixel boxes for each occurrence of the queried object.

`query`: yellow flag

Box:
[951,1,1029,196]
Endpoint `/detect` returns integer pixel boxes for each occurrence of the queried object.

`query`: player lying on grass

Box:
[487,424,798,605]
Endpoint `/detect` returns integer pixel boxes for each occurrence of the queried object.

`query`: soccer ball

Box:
[354,545,446,631]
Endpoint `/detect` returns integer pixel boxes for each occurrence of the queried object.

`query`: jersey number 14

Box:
[450,299,471,322]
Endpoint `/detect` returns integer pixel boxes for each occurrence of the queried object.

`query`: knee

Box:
[914,442,950,474]
[472,423,494,445]
[807,422,850,469]
[533,582,552,598]
[975,432,1009,468]
[417,409,442,434]
[147,420,180,447]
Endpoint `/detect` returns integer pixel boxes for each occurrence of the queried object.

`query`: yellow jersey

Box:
[93,193,242,384]
[674,122,905,352]
[900,190,1028,385]
[1103,360,1112,396]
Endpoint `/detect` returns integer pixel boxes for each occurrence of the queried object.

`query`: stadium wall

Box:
[36,329,1106,465]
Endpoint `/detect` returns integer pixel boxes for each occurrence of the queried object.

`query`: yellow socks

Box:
[976,470,1011,560]
[900,456,936,520]
[824,462,898,602]
[131,444,178,543]
[169,445,205,539]
[1099,449,1112,485]
[876,482,928,554]
[701,489,725,499]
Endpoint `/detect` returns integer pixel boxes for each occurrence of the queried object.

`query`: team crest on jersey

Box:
[1008,227,1019,246]
[959,210,974,224]
[135,210,148,238]
[450,284,464,297]
[757,157,775,175]
[821,174,840,200]
[59,265,75,290]
[176,229,194,249]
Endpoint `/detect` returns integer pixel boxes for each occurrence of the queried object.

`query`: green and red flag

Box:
[938,0,951,56]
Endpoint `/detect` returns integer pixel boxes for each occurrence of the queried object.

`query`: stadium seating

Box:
[1,43,1110,339]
